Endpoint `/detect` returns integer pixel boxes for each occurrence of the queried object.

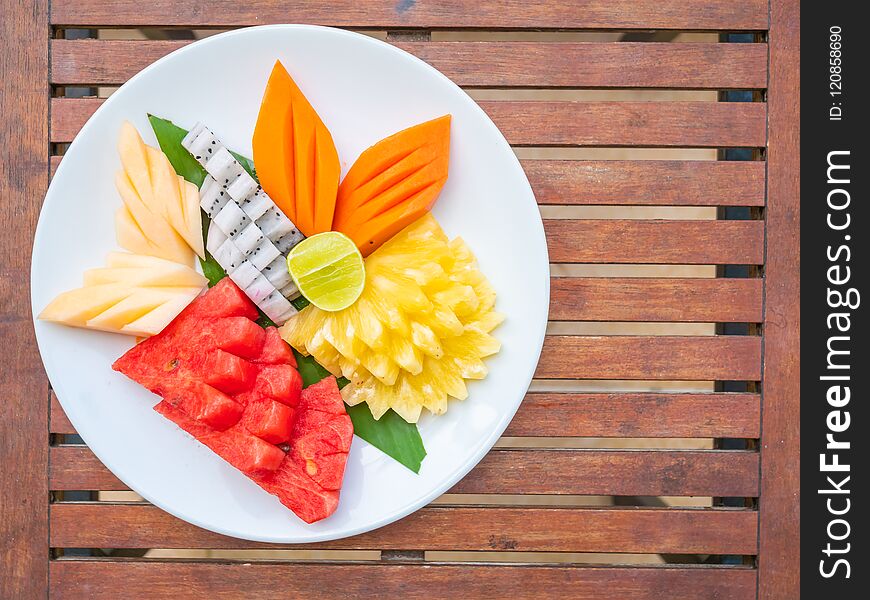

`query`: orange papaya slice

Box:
[333,115,450,256]
[253,60,340,236]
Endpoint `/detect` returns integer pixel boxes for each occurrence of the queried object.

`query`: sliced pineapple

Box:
[280,214,502,423]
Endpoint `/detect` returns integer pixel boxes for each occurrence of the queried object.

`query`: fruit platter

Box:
[31,25,548,542]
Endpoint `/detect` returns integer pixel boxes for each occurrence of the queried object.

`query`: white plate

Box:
[31,25,549,543]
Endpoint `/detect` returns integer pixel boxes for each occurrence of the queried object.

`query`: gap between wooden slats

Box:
[50,503,757,554]
[49,98,767,147]
[49,446,759,497]
[50,40,768,89]
[52,392,761,438]
[48,0,769,30]
[50,157,767,207]
[49,560,758,600]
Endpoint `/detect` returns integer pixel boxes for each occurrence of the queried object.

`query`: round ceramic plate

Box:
[31,25,549,543]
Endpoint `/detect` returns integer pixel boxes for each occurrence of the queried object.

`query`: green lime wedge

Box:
[287,232,365,312]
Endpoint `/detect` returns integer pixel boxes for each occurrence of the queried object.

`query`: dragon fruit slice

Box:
[200,175,230,218]
[212,201,250,240]
[234,223,266,256]
[239,188,273,221]
[259,290,297,323]
[244,274,277,305]
[262,255,292,290]
[206,221,228,256]
[214,238,244,272]
[280,281,300,300]
[228,260,260,290]
[249,238,281,271]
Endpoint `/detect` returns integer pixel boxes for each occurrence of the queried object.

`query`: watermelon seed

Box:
[164,358,179,371]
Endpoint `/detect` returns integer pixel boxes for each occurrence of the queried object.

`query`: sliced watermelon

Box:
[113,278,352,522]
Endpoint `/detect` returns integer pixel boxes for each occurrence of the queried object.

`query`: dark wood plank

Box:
[758,0,800,597]
[546,220,764,265]
[50,39,768,89]
[50,98,767,147]
[51,392,761,438]
[0,0,50,598]
[49,0,770,30]
[550,277,763,322]
[50,503,757,554]
[537,335,761,380]
[50,155,768,208]
[50,560,758,600]
[50,446,760,497]
[524,160,766,207]
[504,393,761,438]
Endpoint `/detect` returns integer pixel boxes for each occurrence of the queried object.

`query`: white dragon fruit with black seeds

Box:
[233,222,266,256]
[239,188,272,221]
[262,255,293,289]
[206,221,228,256]
[248,237,281,271]
[212,201,250,240]
[228,260,260,290]
[258,290,297,323]
[213,238,244,272]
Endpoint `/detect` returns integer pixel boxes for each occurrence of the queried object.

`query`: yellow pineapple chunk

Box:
[280,214,502,423]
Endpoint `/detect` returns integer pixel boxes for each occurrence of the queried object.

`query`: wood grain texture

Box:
[545,220,764,265]
[50,98,767,147]
[758,0,800,597]
[50,560,758,600]
[49,0,770,30]
[536,335,761,380]
[50,39,768,89]
[51,392,761,438]
[524,160,766,206]
[50,446,759,497]
[51,503,758,554]
[503,392,761,438]
[550,277,763,322]
[50,155,767,207]
[0,0,50,597]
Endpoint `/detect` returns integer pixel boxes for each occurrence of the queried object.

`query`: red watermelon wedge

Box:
[113,278,353,523]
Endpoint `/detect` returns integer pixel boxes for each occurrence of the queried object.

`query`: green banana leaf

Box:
[148,114,426,473]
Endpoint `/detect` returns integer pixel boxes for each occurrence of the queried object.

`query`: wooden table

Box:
[1,1,799,598]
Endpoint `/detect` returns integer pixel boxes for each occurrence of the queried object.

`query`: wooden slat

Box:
[50,446,760,497]
[51,392,761,438]
[51,503,757,554]
[50,391,75,435]
[51,39,768,89]
[550,277,763,322]
[759,1,800,597]
[0,0,50,597]
[50,98,767,147]
[503,393,761,438]
[537,335,761,380]
[50,156,767,208]
[49,0,769,30]
[51,560,757,600]
[546,220,764,265]
[526,159,766,206]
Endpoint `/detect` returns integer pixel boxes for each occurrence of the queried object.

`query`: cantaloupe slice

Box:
[39,284,132,327]
[253,60,340,237]
[86,287,201,334]
[115,169,193,265]
[121,291,201,337]
[106,251,180,269]
[117,122,203,261]
[83,265,207,288]
[332,115,450,256]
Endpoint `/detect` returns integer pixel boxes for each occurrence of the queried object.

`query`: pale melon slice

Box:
[105,251,178,269]
[180,179,205,258]
[118,121,155,208]
[121,289,202,337]
[115,170,194,266]
[83,265,207,288]
[115,206,157,257]
[146,146,184,235]
[86,287,200,334]
[38,284,132,327]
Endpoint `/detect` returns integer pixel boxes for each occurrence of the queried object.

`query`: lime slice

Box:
[287,232,365,312]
